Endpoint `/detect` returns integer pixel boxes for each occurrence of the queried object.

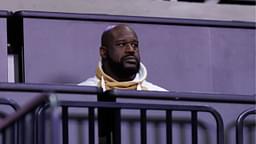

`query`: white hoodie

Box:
[79,62,167,92]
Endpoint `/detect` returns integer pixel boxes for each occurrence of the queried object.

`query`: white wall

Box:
[1,0,255,22]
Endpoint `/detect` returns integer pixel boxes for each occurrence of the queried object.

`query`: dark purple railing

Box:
[0,82,255,144]
[59,100,224,144]
[0,94,59,144]
[236,107,256,144]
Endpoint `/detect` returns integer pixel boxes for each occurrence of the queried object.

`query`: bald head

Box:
[101,24,138,48]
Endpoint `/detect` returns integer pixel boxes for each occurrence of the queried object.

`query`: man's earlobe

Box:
[100,46,107,59]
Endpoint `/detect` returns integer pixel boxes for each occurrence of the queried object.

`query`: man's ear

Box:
[100,46,107,59]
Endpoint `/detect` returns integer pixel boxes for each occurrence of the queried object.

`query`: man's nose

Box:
[125,43,136,52]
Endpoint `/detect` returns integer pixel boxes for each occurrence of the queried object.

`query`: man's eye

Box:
[131,43,138,48]
[117,43,125,47]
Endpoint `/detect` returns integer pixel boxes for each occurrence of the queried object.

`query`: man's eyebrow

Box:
[115,39,138,43]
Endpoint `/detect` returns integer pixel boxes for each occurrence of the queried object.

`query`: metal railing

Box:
[236,107,256,144]
[0,82,100,95]
[0,98,20,144]
[108,89,256,104]
[58,100,224,144]
[0,82,100,144]
[0,82,255,144]
[0,98,20,113]
[0,94,59,144]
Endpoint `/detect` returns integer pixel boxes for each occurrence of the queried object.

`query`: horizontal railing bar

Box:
[108,89,256,104]
[0,83,254,104]
[14,10,256,29]
[60,101,218,112]
[0,97,20,110]
[0,10,12,17]
[0,82,100,94]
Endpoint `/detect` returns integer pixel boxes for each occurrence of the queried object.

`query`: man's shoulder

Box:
[78,76,168,92]
[142,80,168,92]
[78,76,98,87]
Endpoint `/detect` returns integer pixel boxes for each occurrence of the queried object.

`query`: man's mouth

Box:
[123,56,138,64]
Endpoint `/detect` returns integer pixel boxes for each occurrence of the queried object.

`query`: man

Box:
[79,24,167,91]
[80,24,167,144]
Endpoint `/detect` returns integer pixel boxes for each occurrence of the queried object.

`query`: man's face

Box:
[105,26,140,75]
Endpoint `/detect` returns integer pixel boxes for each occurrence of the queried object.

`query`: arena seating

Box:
[11,11,255,95]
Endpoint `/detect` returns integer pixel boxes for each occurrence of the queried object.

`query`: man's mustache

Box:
[121,55,140,62]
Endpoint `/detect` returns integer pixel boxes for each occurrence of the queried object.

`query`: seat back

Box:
[0,11,10,82]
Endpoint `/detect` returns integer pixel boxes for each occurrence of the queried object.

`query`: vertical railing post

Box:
[62,106,69,144]
[97,91,121,144]
[19,118,25,144]
[2,129,6,144]
[31,112,36,144]
[140,109,147,144]
[49,95,60,144]
[88,107,95,144]
[166,110,172,144]
[191,111,198,144]
[36,104,48,144]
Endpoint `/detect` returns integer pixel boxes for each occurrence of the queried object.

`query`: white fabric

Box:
[78,62,168,92]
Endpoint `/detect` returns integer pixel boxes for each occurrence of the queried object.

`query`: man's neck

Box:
[102,64,136,82]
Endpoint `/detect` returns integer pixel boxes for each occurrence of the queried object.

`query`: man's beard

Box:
[106,55,140,78]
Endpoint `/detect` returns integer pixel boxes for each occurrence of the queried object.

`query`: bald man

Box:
[79,24,167,91]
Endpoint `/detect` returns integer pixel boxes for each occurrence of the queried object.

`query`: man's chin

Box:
[123,64,140,74]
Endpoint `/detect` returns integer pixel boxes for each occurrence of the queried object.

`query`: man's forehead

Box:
[103,24,138,44]
[104,25,117,32]
[114,27,137,38]
[105,24,133,34]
